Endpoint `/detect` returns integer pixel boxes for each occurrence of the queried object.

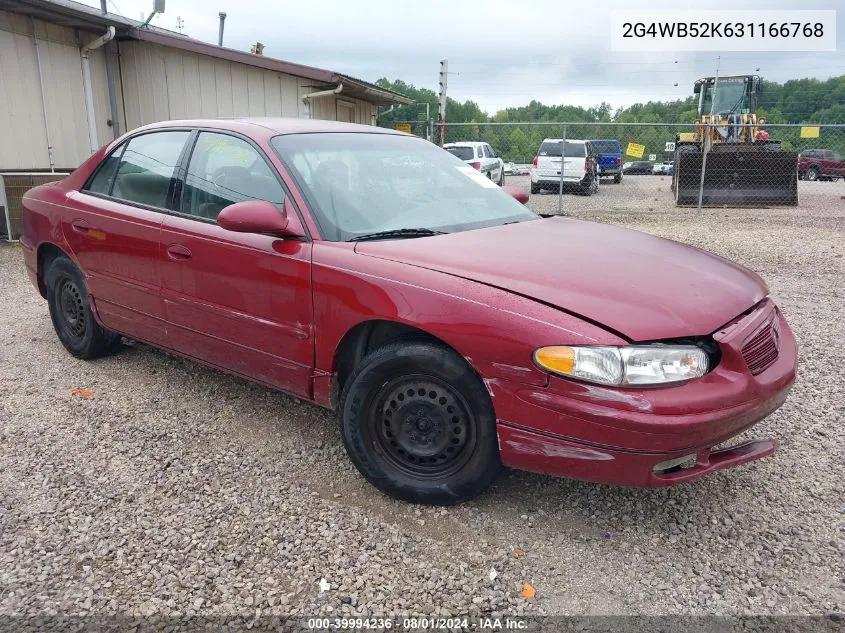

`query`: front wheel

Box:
[339,341,502,505]
[45,256,120,359]
[806,167,820,181]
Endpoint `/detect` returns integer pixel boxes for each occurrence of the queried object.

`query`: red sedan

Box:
[20,119,797,505]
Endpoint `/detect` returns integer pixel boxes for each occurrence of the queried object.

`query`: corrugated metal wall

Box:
[0,11,378,173]
[0,10,120,171]
[118,41,377,129]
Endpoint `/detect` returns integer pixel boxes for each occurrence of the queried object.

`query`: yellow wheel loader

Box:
[672,75,798,207]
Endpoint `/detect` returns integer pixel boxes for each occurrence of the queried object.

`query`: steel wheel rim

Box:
[370,374,475,479]
[57,279,86,340]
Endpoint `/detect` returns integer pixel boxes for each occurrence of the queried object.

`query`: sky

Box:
[78,0,844,115]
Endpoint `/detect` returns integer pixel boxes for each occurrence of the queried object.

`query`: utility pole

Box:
[697,55,720,211]
[438,59,448,147]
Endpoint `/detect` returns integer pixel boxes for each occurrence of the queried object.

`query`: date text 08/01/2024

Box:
[307,617,529,630]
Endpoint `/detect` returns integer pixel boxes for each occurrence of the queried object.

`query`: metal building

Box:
[0,0,411,238]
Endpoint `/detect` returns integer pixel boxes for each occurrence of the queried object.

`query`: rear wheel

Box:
[339,341,501,505]
[806,167,820,181]
[580,171,599,196]
[530,182,541,194]
[614,173,622,184]
[45,256,120,359]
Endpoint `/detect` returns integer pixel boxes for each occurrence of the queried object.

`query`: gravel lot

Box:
[1,176,843,621]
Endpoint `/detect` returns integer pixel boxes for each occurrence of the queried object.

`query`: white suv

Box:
[530,139,599,196]
[444,142,505,185]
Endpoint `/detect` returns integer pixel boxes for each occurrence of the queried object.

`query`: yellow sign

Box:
[800,126,820,138]
[394,123,412,133]
[626,142,645,158]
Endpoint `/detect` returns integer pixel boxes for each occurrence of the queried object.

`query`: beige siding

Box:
[0,11,118,171]
[119,41,377,129]
[0,15,382,173]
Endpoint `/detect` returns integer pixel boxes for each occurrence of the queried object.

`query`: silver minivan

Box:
[530,139,599,196]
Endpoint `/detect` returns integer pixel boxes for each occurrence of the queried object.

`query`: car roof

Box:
[540,138,587,143]
[132,117,406,137]
[444,142,484,147]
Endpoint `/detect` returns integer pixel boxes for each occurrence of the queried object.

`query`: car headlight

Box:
[533,345,709,386]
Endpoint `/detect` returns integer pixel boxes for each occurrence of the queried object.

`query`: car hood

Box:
[354,217,767,341]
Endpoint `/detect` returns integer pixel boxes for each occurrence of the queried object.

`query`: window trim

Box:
[80,128,194,214]
[170,127,312,241]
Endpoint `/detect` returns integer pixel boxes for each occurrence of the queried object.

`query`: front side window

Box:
[181,132,285,220]
[110,131,190,208]
[271,133,537,242]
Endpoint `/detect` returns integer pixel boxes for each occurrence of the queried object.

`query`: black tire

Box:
[614,173,622,184]
[806,167,820,181]
[530,182,541,194]
[579,172,598,196]
[498,170,505,186]
[339,341,502,505]
[45,256,120,359]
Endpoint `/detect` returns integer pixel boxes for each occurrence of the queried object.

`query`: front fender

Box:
[311,241,626,398]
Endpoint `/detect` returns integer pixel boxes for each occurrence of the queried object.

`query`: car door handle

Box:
[71,219,91,234]
[166,244,192,261]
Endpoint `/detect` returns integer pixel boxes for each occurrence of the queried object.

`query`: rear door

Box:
[159,130,314,397]
[831,151,845,178]
[562,142,587,180]
[66,130,190,347]
[822,150,845,178]
[536,141,561,179]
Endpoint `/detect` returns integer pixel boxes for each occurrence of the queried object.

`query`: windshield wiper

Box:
[349,228,447,242]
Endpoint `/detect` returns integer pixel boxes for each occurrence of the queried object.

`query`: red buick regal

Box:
[20,119,797,505]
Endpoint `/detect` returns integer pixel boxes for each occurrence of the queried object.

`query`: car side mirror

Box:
[217,199,305,238]
[503,185,529,205]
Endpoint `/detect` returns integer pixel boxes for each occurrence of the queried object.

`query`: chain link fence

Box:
[424,122,845,214]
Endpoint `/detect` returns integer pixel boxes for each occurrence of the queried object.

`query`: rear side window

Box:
[445,146,474,161]
[85,152,122,195]
[110,132,190,208]
[538,141,587,158]
[180,132,284,221]
[591,140,621,154]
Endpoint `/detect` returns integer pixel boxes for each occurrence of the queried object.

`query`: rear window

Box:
[538,141,586,158]
[445,146,475,160]
[591,140,621,154]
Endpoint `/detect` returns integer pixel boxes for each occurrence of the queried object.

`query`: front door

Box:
[65,130,191,347]
[159,131,313,397]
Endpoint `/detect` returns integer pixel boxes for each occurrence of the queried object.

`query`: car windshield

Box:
[445,146,475,160]
[538,141,586,158]
[271,133,537,242]
[590,140,620,154]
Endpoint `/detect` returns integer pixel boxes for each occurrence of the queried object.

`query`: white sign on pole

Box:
[665,142,676,152]
[648,154,657,161]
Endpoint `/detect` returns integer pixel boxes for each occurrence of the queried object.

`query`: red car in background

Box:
[798,148,845,181]
[20,119,797,505]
